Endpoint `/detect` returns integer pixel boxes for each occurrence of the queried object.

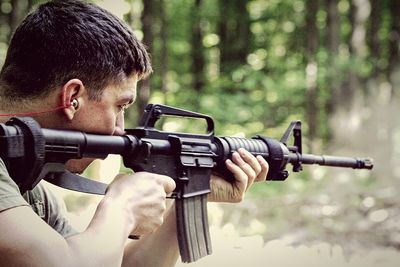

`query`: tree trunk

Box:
[218,0,250,75]
[388,0,400,96]
[138,0,154,113]
[305,0,319,152]
[348,0,370,97]
[0,3,8,44]
[368,0,381,77]
[332,0,373,147]
[1,0,32,43]
[158,0,168,104]
[190,0,205,108]
[9,0,29,41]
[326,0,340,117]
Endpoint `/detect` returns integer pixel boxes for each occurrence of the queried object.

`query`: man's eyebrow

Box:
[119,94,136,105]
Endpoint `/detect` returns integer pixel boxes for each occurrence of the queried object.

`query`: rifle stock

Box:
[0,104,373,263]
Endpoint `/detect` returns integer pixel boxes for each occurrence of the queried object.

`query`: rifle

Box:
[0,104,373,263]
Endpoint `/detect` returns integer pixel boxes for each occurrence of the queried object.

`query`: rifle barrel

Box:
[290,153,373,169]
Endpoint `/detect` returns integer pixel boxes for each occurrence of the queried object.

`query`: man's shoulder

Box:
[0,157,59,214]
[23,183,47,219]
[0,158,29,211]
[26,182,78,237]
[0,158,77,236]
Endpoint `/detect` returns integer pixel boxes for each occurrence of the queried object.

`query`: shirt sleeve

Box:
[0,158,29,212]
[0,158,78,237]
[33,182,79,238]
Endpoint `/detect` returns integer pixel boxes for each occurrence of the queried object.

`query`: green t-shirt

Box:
[0,158,77,237]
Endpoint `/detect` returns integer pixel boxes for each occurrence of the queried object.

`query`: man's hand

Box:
[209,148,269,202]
[105,172,176,236]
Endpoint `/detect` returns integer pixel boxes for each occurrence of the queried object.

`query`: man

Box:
[0,1,269,266]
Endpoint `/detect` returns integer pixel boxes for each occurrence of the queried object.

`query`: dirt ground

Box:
[175,229,400,267]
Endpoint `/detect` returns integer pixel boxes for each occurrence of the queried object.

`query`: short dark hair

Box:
[0,0,152,101]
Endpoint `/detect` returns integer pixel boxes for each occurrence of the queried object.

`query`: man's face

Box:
[71,75,138,135]
[65,75,138,173]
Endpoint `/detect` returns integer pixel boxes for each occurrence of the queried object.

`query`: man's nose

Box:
[113,111,126,135]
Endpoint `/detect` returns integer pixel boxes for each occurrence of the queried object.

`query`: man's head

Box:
[0,0,152,173]
[0,0,151,102]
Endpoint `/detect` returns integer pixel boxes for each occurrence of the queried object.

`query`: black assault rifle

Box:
[0,104,373,263]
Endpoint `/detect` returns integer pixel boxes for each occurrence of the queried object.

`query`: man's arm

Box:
[0,172,175,267]
[122,201,179,267]
[0,202,127,266]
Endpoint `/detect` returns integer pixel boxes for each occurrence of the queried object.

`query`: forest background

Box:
[1,0,400,266]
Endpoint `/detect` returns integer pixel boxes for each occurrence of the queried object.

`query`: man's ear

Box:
[61,79,86,121]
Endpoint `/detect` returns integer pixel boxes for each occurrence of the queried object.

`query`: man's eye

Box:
[119,104,129,111]
[118,98,134,112]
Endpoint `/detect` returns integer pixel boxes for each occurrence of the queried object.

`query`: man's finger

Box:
[237,148,262,176]
[231,151,256,183]
[160,175,176,194]
[255,155,269,182]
